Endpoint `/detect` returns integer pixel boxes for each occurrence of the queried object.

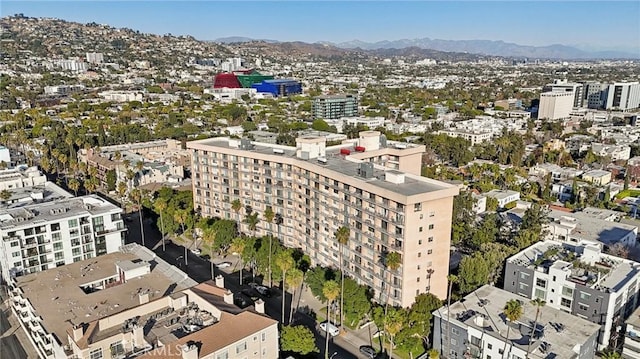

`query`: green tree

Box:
[154,198,168,251]
[322,280,340,359]
[451,190,475,245]
[502,299,523,358]
[384,252,402,307]
[68,178,80,196]
[105,169,117,191]
[526,298,546,358]
[243,212,259,237]
[288,268,304,324]
[0,189,11,202]
[601,349,621,359]
[280,325,319,356]
[305,266,336,301]
[335,226,350,330]
[229,237,246,285]
[311,119,337,133]
[231,199,242,223]
[276,250,295,324]
[341,277,372,327]
[458,253,490,294]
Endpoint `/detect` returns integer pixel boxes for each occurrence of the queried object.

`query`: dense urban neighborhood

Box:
[1,12,640,359]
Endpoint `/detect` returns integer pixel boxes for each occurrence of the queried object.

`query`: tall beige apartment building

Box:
[187,131,458,306]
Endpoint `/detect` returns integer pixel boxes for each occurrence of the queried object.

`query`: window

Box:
[89,348,103,359]
[534,288,545,300]
[451,327,459,335]
[418,239,422,245]
[520,272,530,280]
[561,297,572,308]
[450,338,457,345]
[579,303,589,311]
[428,224,434,230]
[236,342,247,354]
[55,252,64,261]
[519,283,528,291]
[428,237,434,242]
[53,242,63,251]
[429,211,435,217]
[427,249,433,255]
[419,227,423,232]
[536,278,546,288]
[580,291,591,300]
[414,203,422,212]
[261,332,266,341]
[562,286,574,297]
[68,219,78,227]
[487,343,492,350]
[418,252,421,258]
[216,351,229,359]
[11,252,20,258]
[10,241,18,247]
[110,342,125,357]
[470,336,481,347]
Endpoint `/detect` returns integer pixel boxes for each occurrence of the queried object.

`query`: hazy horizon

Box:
[2,1,639,54]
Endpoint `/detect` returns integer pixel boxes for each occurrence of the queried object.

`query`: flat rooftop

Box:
[547,209,637,245]
[508,240,640,292]
[14,244,197,345]
[188,137,455,198]
[435,285,600,358]
[0,181,73,209]
[0,194,121,230]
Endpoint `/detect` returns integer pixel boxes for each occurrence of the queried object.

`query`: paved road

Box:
[125,211,363,358]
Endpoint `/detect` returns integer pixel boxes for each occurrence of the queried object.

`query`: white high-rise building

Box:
[538,91,574,120]
[85,52,104,64]
[0,195,126,281]
[605,82,640,111]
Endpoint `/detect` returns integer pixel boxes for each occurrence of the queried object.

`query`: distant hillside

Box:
[214,36,279,44]
[330,38,640,60]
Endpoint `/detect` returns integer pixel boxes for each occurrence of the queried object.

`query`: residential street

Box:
[124,211,381,358]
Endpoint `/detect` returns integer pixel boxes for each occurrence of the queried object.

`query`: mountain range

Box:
[215,36,639,60]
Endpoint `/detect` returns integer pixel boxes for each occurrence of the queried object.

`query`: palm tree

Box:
[276,250,295,324]
[263,207,275,287]
[231,199,242,223]
[288,268,304,324]
[526,298,546,358]
[384,252,402,310]
[174,209,189,266]
[154,198,168,251]
[130,189,147,246]
[229,237,246,285]
[446,274,458,359]
[385,307,406,359]
[202,227,217,279]
[502,299,524,359]
[427,348,440,359]
[601,349,621,359]
[68,178,81,196]
[85,177,99,194]
[334,226,350,331]
[243,212,260,237]
[322,280,340,359]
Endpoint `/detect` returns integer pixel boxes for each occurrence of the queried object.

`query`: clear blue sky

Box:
[2,1,639,51]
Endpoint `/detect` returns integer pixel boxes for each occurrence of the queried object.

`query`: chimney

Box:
[224,290,233,305]
[138,291,150,305]
[72,324,84,341]
[181,343,199,359]
[132,324,144,347]
[215,275,224,289]
[254,299,265,314]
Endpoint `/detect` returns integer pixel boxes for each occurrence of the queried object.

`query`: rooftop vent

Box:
[239,138,253,150]
[358,162,374,179]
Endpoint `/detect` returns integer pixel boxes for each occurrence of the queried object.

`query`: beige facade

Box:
[539,91,574,120]
[187,131,458,306]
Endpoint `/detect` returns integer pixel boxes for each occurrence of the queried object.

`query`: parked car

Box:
[359,346,376,359]
[241,288,260,300]
[216,262,232,269]
[233,293,253,308]
[190,248,201,255]
[199,254,211,261]
[319,321,340,337]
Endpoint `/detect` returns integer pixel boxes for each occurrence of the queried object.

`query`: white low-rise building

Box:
[484,189,521,208]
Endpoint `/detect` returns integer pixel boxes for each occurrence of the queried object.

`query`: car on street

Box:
[359,346,376,359]
[216,262,232,269]
[190,248,201,255]
[199,254,211,261]
[248,283,272,297]
[319,321,340,337]
[241,288,260,300]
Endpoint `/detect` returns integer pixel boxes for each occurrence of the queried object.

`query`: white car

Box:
[319,321,340,337]
[216,262,232,269]
[190,248,201,255]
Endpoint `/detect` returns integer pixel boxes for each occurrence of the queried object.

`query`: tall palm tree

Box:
[202,227,217,279]
[384,252,402,310]
[174,209,189,266]
[229,237,246,285]
[385,307,406,359]
[334,226,350,331]
[244,212,260,237]
[68,178,80,196]
[502,299,524,359]
[264,207,275,286]
[288,268,304,324]
[526,298,546,358]
[446,274,458,359]
[276,250,295,324]
[154,198,168,251]
[231,199,242,223]
[322,280,340,359]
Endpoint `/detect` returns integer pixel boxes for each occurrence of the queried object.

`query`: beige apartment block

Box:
[187,131,458,306]
[7,244,278,359]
